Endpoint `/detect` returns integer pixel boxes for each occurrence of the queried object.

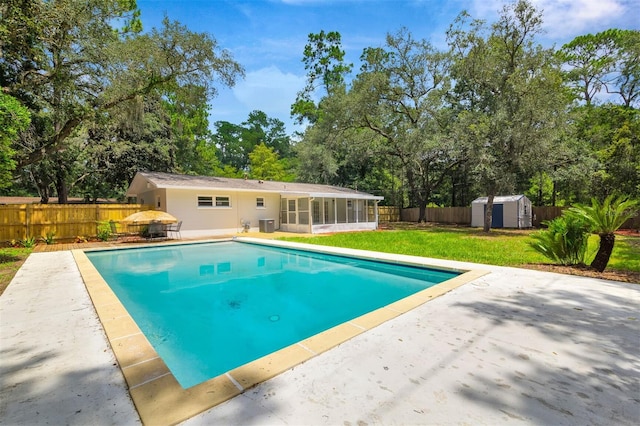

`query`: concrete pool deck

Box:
[1,242,639,425]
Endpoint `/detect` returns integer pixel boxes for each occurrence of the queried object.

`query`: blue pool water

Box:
[86,241,459,388]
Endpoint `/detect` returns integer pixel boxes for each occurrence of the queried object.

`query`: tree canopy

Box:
[0,0,636,217]
[1,0,243,201]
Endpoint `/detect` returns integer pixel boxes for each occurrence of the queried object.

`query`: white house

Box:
[471,195,532,228]
[125,172,384,236]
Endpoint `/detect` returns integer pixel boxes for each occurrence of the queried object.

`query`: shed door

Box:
[484,203,504,228]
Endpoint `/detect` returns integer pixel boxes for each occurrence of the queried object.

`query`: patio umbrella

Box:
[120,210,178,225]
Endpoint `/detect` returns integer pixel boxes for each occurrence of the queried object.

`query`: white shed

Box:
[471,195,532,228]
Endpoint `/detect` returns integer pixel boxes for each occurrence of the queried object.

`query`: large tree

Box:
[558,29,640,107]
[0,0,243,202]
[0,92,30,189]
[213,110,292,174]
[291,30,352,125]
[77,93,176,201]
[572,104,640,199]
[350,29,460,221]
[248,143,293,181]
[447,0,570,231]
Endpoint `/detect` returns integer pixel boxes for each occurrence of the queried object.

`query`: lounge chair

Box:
[165,220,182,239]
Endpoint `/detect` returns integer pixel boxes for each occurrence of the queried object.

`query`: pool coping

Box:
[72,238,489,425]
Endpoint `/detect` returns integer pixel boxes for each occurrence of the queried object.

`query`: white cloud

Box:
[533,0,626,38]
[231,66,306,131]
[469,0,630,39]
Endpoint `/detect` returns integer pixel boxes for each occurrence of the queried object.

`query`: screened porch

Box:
[279,196,382,234]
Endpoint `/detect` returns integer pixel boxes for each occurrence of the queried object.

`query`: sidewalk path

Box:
[0,252,140,425]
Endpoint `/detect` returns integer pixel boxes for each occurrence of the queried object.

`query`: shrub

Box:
[20,237,37,249]
[96,221,112,242]
[43,230,56,245]
[568,195,639,272]
[529,215,590,265]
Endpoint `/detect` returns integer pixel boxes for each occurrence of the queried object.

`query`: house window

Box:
[198,196,213,207]
[256,197,265,208]
[215,196,231,207]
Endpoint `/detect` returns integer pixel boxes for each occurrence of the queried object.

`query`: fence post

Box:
[25,204,31,240]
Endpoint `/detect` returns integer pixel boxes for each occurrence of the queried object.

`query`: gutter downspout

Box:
[309,197,315,234]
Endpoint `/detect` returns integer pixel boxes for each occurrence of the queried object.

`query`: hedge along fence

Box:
[0,204,151,242]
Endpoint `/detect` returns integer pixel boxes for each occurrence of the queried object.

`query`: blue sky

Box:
[137,0,640,134]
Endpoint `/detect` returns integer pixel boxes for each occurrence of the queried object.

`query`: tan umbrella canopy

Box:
[121,210,178,225]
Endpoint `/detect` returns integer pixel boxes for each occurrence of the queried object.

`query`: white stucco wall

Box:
[164,188,281,234]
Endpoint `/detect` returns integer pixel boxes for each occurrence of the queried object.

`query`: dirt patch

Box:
[0,256,28,296]
[522,263,640,284]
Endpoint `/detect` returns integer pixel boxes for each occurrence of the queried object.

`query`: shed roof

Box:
[471,195,529,204]
[126,172,384,200]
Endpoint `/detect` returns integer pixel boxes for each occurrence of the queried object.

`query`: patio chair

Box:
[165,220,182,239]
[109,220,127,240]
[147,221,167,241]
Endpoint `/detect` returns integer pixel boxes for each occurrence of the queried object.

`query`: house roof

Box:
[126,172,384,200]
[471,194,529,204]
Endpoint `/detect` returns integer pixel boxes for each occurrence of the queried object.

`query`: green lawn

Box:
[280,227,640,273]
[0,247,32,296]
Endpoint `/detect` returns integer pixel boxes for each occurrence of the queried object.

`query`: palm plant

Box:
[568,195,639,272]
[529,215,590,266]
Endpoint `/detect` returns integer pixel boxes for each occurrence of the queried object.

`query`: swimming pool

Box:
[86,240,459,388]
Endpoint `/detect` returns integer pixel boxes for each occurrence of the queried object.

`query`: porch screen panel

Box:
[281,198,287,224]
[298,198,309,225]
[288,199,296,224]
[367,200,375,222]
[324,200,331,223]
[357,199,365,222]
[336,199,347,223]
[312,200,321,224]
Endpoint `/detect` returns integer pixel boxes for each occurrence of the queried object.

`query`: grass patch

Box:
[608,235,640,273]
[280,227,640,272]
[0,247,32,296]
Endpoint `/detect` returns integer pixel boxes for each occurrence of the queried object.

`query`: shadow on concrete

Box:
[447,281,640,425]
[0,343,140,425]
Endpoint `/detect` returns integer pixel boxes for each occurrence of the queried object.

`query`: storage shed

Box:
[471,195,532,228]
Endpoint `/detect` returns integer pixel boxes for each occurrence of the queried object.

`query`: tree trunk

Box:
[56,174,68,204]
[483,193,495,233]
[35,179,51,204]
[39,188,50,204]
[56,162,69,204]
[590,233,615,273]
[418,204,427,223]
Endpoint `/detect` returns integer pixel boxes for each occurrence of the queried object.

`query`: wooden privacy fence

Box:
[401,207,471,224]
[400,206,639,229]
[378,206,400,222]
[0,204,149,242]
